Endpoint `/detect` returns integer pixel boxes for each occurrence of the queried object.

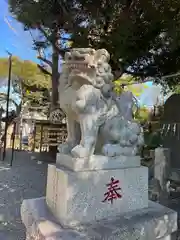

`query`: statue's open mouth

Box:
[68,72,92,86]
[65,61,96,86]
[66,61,89,70]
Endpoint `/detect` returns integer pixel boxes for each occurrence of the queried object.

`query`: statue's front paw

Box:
[71,145,89,158]
[75,100,86,112]
[102,144,121,157]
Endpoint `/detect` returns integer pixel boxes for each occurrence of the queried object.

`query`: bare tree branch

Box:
[0,93,19,108]
[37,64,52,76]
[37,55,53,67]
[37,25,71,56]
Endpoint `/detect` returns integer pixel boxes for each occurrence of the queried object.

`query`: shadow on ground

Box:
[0,150,48,240]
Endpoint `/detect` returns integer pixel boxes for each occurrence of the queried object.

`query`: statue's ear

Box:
[94,49,110,63]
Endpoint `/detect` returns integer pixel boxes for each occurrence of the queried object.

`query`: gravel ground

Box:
[0,150,47,240]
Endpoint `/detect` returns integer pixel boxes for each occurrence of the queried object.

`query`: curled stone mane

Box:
[94,60,114,89]
[59,48,114,93]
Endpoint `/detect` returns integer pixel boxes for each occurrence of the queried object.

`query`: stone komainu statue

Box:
[58,48,144,158]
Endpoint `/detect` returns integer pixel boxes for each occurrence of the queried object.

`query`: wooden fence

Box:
[5,120,67,152]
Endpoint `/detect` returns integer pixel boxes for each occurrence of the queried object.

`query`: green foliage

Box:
[144,130,162,149]
[114,75,137,95]
[72,0,180,86]
[114,74,150,121]
[149,105,164,121]
[114,74,148,97]
[8,0,78,30]
[0,57,51,106]
[135,106,150,122]
[167,77,180,94]
[8,0,180,90]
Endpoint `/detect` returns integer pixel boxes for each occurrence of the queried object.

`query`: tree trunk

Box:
[52,27,59,108]
[49,27,60,159]
[51,45,59,108]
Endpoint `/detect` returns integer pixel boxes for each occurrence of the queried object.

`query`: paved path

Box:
[0,150,47,240]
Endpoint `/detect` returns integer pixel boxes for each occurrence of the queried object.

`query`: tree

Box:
[0,57,51,110]
[8,0,84,108]
[135,106,150,122]
[71,0,180,86]
[8,0,180,90]
[114,74,148,97]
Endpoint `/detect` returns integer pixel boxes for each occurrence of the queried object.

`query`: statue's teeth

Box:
[67,62,90,70]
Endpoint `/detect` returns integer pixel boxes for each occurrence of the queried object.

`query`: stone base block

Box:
[21,197,177,240]
[56,153,141,171]
[46,164,148,226]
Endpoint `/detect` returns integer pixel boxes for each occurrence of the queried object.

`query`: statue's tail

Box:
[133,96,140,117]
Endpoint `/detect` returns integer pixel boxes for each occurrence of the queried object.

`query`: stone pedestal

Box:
[56,153,141,171]
[21,153,177,239]
[46,154,148,226]
[46,163,148,226]
[21,197,177,240]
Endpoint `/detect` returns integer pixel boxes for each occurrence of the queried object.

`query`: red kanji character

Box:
[102,177,122,204]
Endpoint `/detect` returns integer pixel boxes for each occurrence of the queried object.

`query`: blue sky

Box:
[0,0,168,108]
[0,0,38,61]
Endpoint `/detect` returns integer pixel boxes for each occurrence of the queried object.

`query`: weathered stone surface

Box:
[46,163,148,226]
[154,148,170,192]
[21,197,177,240]
[56,153,141,171]
[149,148,171,204]
[57,48,144,158]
